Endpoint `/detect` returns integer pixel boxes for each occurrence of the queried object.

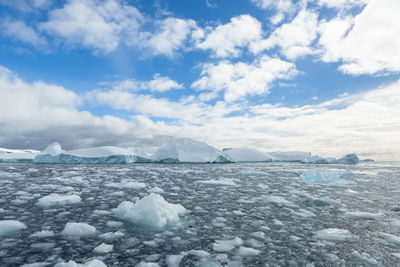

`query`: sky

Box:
[0,0,399,160]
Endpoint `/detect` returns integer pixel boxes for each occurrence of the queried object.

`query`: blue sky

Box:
[0,0,399,160]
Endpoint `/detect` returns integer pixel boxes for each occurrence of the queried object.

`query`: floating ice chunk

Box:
[106,221,123,228]
[239,170,268,176]
[305,196,340,206]
[153,138,234,163]
[115,193,186,229]
[390,220,400,231]
[93,243,113,254]
[21,262,51,267]
[213,237,243,252]
[0,220,27,237]
[266,151,311,162]
[104,180,146,189]
[189,250,210,258]
[223,147,272,162]
[166,255,184,267]
[135,262,160,267]
[61,222,96,237]
[351,251,379,265]
[299,169,353,185]
[378,232,400,246]
[37,194,81,208]
[237,246,260,256]
[291,209,317,218]
[265,196,295,207]
[314,228,356,242]
[195,178,237,186]
[30,230,54,238]
[54,259,107,267]
[344,211,385,220]
[99,231,124,240]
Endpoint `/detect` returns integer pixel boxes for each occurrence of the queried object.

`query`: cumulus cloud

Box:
[191,56,298,101]
[100,74,183,92]
[1,18,47,47]
[195,15,262,58]
[318,0,400,75]
[250,9,319,60]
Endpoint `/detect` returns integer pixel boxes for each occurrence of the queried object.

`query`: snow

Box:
[54,259,107,267]
[314,228,356,242]
[61,222,97,237]
[115,193,186,229]
[344,211,385,220]
[222,147,271,162]
[195,178,237,186]
[153,138,234,163]
[299,169,353,185]
[93,243,113,254]
[34,143,151,164]
[0,220,27,237]
[36,194,81,208]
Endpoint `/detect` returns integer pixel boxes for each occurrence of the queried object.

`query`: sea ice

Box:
[299,169,353,185]
[115,193,186,229]
[54,259,106,267]
[213,237,243,252]
[314,228,356,242]
[378,232,400,246]
[0,220,27,237]
[93,243,113,254]
[344,211,385,220]
[61,222,96,237]
[30,230,54,238]
[194,178,237,186]
[237,246,260,256]
[36,194,81,208]
[165,254,184,267]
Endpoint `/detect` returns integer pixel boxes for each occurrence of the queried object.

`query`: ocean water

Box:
[0,162,400,266]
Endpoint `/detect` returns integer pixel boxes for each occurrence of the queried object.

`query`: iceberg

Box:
[115,193,186,229]
[153,138,234,163]
[222,147,272,162]
[336,153,359,164]
[0,147,39,163]
[302,153,359,165]
[299,169,353,185]
[34,143,151,164]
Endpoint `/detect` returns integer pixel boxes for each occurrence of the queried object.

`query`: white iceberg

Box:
[115,193,186,229]
[61,222,96,237]
[37,194,81,208]
[302,153,359,164]
[153,138,234,163]
[34,143,151,164]
[266,151,312,162]
[0,147,39,163]
[0,220,27,237]
[222,147,272,162]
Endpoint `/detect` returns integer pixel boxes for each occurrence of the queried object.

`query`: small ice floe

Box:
[135,261,160,267]
[189,250,210,258]
[99,231,125,240]
[104,180,146,190]
[194,178,237,186]
[30,230,54,238]
[166,254,184,267]
[265,196,295,207]
[239,170,267,176]
[237,246,260,256]
[36,194,81,208]
[378,232,400,246]
[61,222,96,237]
[115,193,186,229]
[93,243,113,254]
[0,220,27,237]
[314,228,356,242]
[291,209,317,218]
[21,262,52,267]
[344,211,385,220]
[213,237,243,252]
[106,221,123,228]
[54,259,106,267]
[305,196,340,207]
[389,220,400,231]
[299,169,353,185]
[351,251,379,266]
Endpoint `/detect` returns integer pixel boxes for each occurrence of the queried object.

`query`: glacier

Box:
[222,147,272,162]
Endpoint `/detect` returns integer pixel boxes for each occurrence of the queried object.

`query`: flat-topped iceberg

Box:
[302,153,359,165]
[266,151,312,162]
[0,147,39,163]
[153,138,234,163]
[222,147,272,162]
[115,193,186,229]
[34,143,151,164]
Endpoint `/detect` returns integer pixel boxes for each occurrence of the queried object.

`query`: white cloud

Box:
[141,17,197,57]
[250,9,319,59]
[318,0,400,75]
[1,18,47,47]
[101,74,183,92]
[318,0,367,9]
[195,15,262,58]
[191,56,298,102]
[250,0,298,24]
[39,0,145,53]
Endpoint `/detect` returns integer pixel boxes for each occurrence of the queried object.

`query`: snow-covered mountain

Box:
[153,138,234,163]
